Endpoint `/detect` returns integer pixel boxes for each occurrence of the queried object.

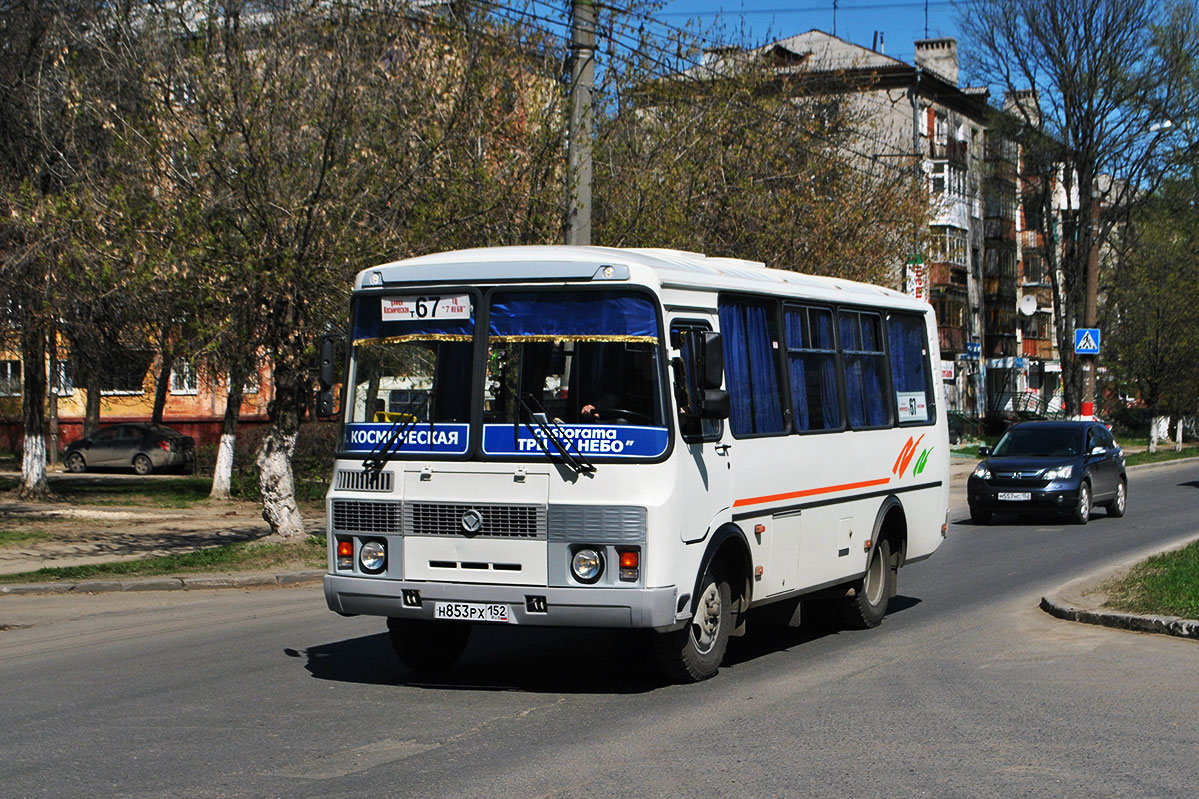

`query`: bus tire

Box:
[652,561,732,682]
[837,539,895,630]
[387,618,471,673]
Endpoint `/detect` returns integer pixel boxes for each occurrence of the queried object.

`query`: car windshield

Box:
[993,427,1081,458]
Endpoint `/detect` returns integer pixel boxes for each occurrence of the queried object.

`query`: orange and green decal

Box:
[893,435,933,478]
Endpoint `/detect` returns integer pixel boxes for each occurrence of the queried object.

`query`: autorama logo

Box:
[893,434,933,478]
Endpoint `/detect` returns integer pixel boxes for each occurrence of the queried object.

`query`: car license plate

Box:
[433,602,512,623]
[998,492,1031,501]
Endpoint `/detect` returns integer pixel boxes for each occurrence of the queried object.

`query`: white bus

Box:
[321,246,949,682]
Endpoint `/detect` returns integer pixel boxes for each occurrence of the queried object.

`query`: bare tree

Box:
[961,0,1199,414]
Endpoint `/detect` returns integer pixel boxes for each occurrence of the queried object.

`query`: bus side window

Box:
[718,297,787,437]
[784,304,842,432]
[887,313,934,425]
[840,310,891,429]
[671,324,722,442]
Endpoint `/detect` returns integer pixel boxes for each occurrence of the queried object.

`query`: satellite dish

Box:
[1019,295,1038,316]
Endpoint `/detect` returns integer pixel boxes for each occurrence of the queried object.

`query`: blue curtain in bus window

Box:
[841,311,888,428]
[489,291,658,340]
[888,315,928,393]
[784,310,809,429]
[785,306,841,431]
[720,299,784,435]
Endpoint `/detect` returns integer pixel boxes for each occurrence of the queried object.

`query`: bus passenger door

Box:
[670,320,732,543]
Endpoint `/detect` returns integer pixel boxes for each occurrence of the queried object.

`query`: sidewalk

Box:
[0,473,326,594]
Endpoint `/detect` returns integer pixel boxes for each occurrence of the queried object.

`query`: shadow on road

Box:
[294,626,662,694]
[296,597,922,693]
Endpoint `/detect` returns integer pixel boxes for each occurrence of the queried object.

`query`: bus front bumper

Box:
[324,574,683,630]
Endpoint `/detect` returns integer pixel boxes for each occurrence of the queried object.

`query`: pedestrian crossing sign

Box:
[1074,328,1100,355]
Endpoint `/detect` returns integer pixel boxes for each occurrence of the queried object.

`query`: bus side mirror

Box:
[318,336,336,391]
[699,388,730,420]
[700,331,724,390]
[317,335,338,418]
[694,332,729,420]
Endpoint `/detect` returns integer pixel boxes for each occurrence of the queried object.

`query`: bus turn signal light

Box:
[618,549,639,582]
[336,538,353,570]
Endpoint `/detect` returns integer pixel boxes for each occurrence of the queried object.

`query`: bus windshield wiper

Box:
[362,395,429,473]
[518,393,596,475]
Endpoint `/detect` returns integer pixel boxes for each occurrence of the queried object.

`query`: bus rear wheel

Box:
[837,539,895,630]
[387,618,471,673]
[653,561,732,682]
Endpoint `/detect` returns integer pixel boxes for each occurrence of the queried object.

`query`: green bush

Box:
[229,421,336,502]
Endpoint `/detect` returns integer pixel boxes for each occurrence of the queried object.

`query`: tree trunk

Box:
[18,325,52,501]
[210,374,245,500]
[256,359,307,540]
[151,350,174,426]
[1175,416,1184,453]
[83,370,102,438]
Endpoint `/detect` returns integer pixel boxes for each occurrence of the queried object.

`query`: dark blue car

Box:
[966,421,1127,525]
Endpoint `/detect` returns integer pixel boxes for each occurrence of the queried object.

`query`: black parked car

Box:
[967,420,1126,525]
[63,424,196,475]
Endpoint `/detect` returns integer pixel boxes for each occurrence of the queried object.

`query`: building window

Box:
[100,351,153,395]
[0,360,20,396]
[170,361,199,395]
[53,360,74,396]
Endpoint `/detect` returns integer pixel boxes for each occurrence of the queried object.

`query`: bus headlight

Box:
[571,548,603,583]
[359,540,386,573]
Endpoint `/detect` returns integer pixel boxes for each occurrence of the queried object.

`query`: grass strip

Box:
[1124,446,1199,467]
[0,530,51,547]
[0,535,326,585]
[1104,540,1199,620]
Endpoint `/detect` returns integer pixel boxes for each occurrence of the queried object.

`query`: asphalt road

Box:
[1,461,1196,798]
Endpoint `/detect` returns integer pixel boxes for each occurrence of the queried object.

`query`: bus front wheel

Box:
[653,561,732,682]
[836,539,895,630]
[387,618,471,673]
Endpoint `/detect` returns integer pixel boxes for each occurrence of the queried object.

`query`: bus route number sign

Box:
[382,293,471,321]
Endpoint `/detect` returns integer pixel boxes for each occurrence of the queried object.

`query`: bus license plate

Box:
[998,492,1031,501]
[434,602,512,623]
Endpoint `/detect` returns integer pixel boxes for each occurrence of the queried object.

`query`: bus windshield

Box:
[343,288,669,460]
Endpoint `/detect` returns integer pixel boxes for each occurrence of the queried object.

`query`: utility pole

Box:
[1081,187,1100,417]
[565,0,595,246]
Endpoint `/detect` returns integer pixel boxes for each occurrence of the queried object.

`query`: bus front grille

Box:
[406,503,546,539]
[331,500,402,534]
[335,470,394,492]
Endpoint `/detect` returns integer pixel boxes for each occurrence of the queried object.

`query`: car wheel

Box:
[837,539,896,630]
[1070,481,1091,525]
[970,506,991,525]
[387,618,471,673]
[65,452,86,473]
[1105,478,1127,518]
[132,454,153,475]
[653,560,732,682]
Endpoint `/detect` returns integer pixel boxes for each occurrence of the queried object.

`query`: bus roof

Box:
[357,245,924,310]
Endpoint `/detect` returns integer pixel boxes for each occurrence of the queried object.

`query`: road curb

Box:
[1039,596,1199,639]
[1039,533,1199,642]
[0,570,324,597]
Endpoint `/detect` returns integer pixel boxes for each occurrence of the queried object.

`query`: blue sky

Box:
[656,0,963,66]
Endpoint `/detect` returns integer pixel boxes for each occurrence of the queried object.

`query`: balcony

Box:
[1021,338,1056,359]
[929,139,968,165]
[939,325,967,353]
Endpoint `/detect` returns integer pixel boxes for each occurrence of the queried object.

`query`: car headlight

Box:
[972,463,992,480]
[1043,464,1074,480]
[359,540,386,573]
[570,548,604,583]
